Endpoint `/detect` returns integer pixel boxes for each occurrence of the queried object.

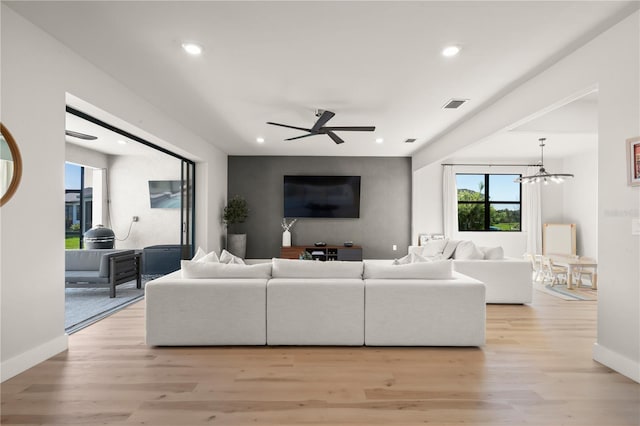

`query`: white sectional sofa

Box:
[145,257,486,347]
[408,243,532,304]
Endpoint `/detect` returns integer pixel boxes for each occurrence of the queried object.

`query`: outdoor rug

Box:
[533,281,597,301]
[65,274,162,334]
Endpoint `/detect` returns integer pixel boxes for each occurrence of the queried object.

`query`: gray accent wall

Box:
[228,156,411,259]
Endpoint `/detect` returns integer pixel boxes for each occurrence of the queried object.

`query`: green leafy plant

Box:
[223,195,249,231]
[299,251,313,260]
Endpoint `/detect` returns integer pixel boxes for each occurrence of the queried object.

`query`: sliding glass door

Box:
[180,160,195,259]
[65,163,93,249]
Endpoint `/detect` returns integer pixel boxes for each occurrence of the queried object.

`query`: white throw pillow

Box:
[272,258,363,279]
[419,239,449,257]
[392,252,430,265]
[480,246,504,260]
[181,260,271,278]
[453,240,484,260]
[199,250,220,263]
[364,260,453,279]
[220,249,245,265]
[191,247,206,262]
[442,240,460,259]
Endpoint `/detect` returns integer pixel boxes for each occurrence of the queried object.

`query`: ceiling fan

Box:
[65,130,97,140]
[267,109,375,144]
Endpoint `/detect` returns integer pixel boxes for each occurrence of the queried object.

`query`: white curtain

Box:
[522,166,542,254]
[442,165,458,238]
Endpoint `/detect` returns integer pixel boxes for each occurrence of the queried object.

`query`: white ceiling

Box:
[66,112,157,156]
[449,92,599,162]
[8,1,636,158]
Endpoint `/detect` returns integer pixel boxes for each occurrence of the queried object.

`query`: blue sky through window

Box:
[65,163,81,190]
[456,174,520,210]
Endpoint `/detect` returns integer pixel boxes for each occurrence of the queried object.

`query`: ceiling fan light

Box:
[442,45,461,57]
[181,42,203,55]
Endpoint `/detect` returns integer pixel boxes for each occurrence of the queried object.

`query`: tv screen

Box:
[148,180,181,209]
[284,175,361,218]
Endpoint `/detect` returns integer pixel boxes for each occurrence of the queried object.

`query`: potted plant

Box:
[223,195,249,258]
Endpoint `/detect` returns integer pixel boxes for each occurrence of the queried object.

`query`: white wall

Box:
[411,162,442,245]
[412,12,639,381]
[562,148,598,258]
[0,6,228,381]
[65,143,108,170]
[108,152,182,249]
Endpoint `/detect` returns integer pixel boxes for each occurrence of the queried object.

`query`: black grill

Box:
[84,225,115,249]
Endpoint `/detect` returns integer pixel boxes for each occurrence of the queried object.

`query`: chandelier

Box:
[515,138,574,184]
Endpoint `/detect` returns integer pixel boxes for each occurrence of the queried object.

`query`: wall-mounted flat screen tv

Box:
[148,180,181,209]
[284,175,361,218]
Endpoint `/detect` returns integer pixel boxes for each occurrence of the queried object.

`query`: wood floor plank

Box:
[1,288,639,425]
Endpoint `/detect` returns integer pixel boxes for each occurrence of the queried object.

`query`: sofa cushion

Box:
[364,260,453,279]
[181,260,271,278]
[272,258,364,279]
[65,249,134,278]
[453,241,484,260]
[65,270,109,284]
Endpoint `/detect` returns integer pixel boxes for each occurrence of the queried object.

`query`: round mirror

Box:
[1,123,23,207]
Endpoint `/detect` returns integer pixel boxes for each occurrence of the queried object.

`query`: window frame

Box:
[456,173,522,232]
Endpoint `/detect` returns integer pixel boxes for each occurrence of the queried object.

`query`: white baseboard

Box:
[593,342,640,383]
[1,334,68,382]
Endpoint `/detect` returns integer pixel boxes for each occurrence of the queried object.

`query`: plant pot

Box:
[227,233,247,258]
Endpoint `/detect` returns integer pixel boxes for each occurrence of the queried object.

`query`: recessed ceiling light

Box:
[117,140,127,145]
[256,137,265,144]
[181,42,203,56]
[375,138,384,144]
[442,45,461,57]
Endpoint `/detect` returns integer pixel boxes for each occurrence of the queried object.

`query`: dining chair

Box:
[541,256,568,286]
[525,253,543,281]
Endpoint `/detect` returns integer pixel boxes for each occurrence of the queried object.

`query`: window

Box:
[456,174,521,232]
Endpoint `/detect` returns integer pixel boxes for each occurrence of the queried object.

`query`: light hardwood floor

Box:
[1,289,638,425]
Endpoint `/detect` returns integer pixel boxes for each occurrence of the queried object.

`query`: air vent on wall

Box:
[404,138,417,143]
[443,98,469,109]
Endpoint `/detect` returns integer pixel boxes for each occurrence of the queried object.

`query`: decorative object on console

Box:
[626,136,640,186]
[515,138,574,184]
[281,245,363,261]
[281,218,297,247]
[223,195,249,258]
[418,233,445,246]
[344,241,353,247]
[314,242,327,247]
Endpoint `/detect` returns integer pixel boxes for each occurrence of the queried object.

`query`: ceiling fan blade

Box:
[326,131,345,145]
[322,126,376,132]
[65,130,97,140]
[285,133,316,141]
[311,110,335,132]
[266,122,311,133]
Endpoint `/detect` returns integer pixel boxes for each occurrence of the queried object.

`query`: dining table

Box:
[548,254,598,290]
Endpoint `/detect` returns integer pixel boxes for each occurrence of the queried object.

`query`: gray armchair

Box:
[65,249,142,298]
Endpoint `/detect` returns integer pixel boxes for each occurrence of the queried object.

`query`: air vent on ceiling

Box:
[404,138,417,143]
[443,98,469,109]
